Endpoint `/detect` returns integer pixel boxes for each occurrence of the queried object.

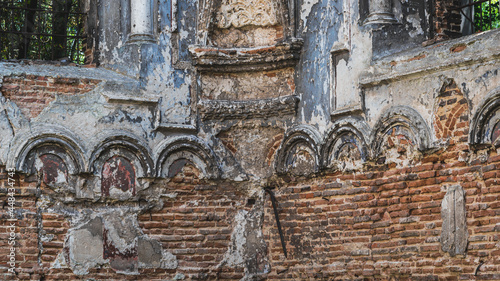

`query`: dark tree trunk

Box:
[52,0,73,59]
[17,0,38,59]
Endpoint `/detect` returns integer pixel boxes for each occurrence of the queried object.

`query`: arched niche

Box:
[89,134,154,177]
[9,126,85,188]
[275,125,322,176]
[321,117,371,170]
[89,133,154,199]
[155,136,220,179]
[10,127,85,175]
[20,140,83,183]
[190,0,302,72]
[35,152,70,185]
[470,87,500,147]
[372,106,431,160]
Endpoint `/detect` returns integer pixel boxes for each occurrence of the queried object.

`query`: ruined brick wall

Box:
[0,0,499,280]
[1,75,99,120]
[433,0,463,39]
[264,145,500,280]
[0,170,259,280]
[3,95,500,280]
[259,78,500,280]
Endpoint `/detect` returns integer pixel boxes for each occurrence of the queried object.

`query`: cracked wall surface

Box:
[0,0,499,280]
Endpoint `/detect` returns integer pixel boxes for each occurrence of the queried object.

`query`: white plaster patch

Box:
[383,145,420,169]
[161,251,178,269]
[221,210,248,267]
[51,252,69,269]
[407,13,423,37]
[56,169,67,184]
[103,212,140,253]
[161,192,178,199]
[330,6,373,116]
[145,32,192,124]
[332,158,364,172]
[67,228,106,275]
[301,0,321,32]
[310,111,328,134]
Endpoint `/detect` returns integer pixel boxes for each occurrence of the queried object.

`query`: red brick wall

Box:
[263,147,500,280]
[0,75,99,119]
[2,76,500,280]
[3,133,500,280]
[259,85,500,280]
[434,0,462,39]
[0,169,253,280]
[0,169,41,280]
[138,181,250,280]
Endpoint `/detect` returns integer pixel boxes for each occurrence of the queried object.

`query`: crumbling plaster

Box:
[1,0,497,187]
[0,0,500,279]
[361,29,500,131]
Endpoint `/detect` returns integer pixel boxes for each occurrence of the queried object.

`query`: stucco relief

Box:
[216,0,278,28]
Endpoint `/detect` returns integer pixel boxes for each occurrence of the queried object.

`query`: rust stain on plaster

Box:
[241,46,277,54]
[407,54,427,62]
[450,44,467,53]
[101,156,136,197]
[390,53,427,66]
[103,227,138,272]
[492,122,500,143]
[39,154,68,185]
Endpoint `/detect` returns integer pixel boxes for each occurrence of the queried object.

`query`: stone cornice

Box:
[189,39,303,72]
[360,29,500,87]
[198,95,299,120]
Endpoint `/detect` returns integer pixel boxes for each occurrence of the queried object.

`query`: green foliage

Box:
[474,0,500,32]
[0,0,85,64]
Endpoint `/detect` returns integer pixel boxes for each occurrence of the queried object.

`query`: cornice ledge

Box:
[189,39,303,72]
[198,95,299,120]
[359,28,500,87]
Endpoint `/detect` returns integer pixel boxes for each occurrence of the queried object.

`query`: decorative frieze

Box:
[216,0,279,28]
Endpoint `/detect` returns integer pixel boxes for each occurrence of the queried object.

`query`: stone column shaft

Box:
[364,0,397,25]
[129,0,154,42]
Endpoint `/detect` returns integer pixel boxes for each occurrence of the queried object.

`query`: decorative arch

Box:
[372,106,431,157]
[89,132,154,178]
[321,117,371,169]
[155,135,220,179]
[9,125,86,179]
[89,132,154,199]
[275,125,322,175]
[470,86,500,146]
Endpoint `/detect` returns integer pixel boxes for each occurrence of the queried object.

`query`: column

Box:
[364,0,397,25]
[129,0,154,42]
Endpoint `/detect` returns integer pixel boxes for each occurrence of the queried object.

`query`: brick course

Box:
[4,113,500,279]
[0,75,99,119]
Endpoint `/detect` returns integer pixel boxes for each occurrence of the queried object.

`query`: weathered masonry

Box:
[0,0,499,280]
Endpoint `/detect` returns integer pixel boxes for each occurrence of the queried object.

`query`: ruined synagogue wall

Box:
[0,0,499,280]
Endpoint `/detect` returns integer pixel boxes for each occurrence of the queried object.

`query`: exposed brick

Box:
[0,76,100,119]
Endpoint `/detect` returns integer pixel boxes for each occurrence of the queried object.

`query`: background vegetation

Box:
[0,0,85,64]
[474,0,500,31]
